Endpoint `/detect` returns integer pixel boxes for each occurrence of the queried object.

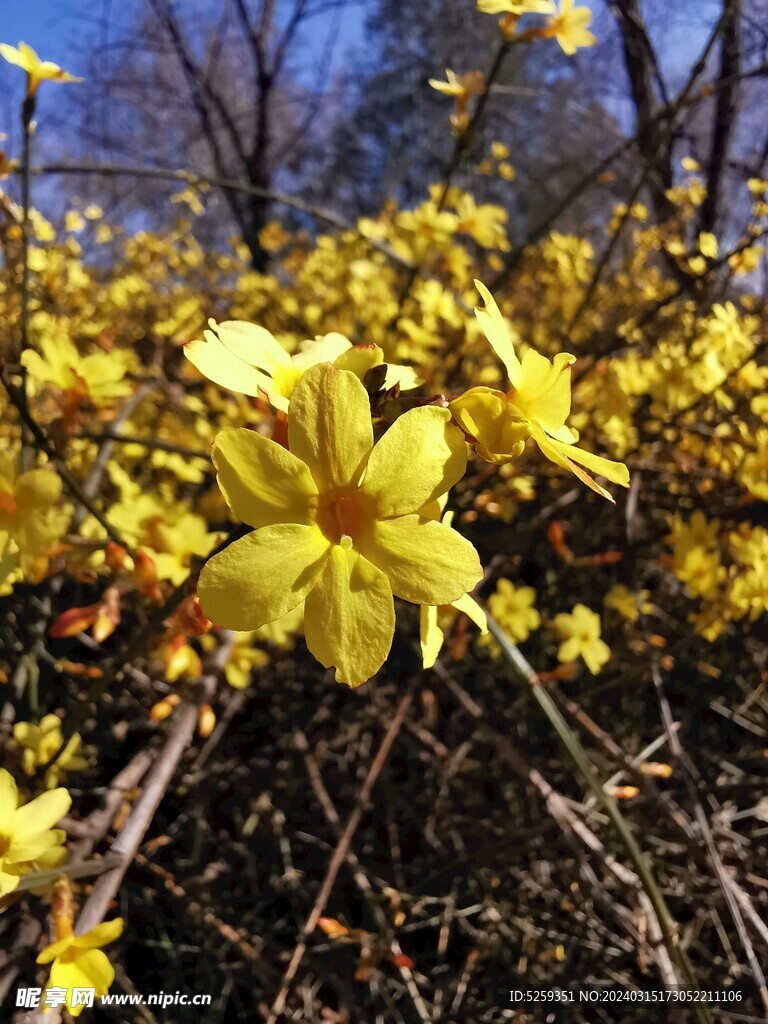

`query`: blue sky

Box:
[3,0,88,65]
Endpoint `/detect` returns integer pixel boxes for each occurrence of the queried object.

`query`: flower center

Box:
[0,832,10,858]
[318,491,368,546]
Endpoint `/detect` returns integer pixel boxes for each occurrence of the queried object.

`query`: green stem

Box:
[487,615,712,1023]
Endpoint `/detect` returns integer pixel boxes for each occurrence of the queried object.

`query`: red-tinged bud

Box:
[105,541,130,573]
[547,520,574,563]
[578,551,623,567]
[134,549,163,603]
[640,762,673,779]
[92,587,121,643]
[163,637,202,682]
[606,786,639,800]
[150,693,181,721]
[534,663,579,684]
[389,952,414,970]
[55,660,104,679]
[317,917,349,939]
[50,603,100,638]
[168,595,212,637]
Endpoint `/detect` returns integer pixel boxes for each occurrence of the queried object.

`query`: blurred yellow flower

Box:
[13,715,88,789]
[488,579,540,641]
[0,42,82,96]
[450,282,629,501]
[198,363,482,686]
[604,584,651,623]
[541,0,596,55]
[22,332,133,405]
[478,0,551,13]
[0,769,71,896]
[553,603,610,674]
[0,454,68,576]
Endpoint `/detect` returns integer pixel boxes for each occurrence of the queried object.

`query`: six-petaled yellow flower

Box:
[14,715,89,789]
[553,603,611,674]
[0,768,71,897]
[450,282,630,501]
[198,363,483,686]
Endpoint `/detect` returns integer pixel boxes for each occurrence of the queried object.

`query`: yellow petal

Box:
[12,787,71,838]
[213,428,317,529]
[49,947,115,1003]
[293,332,352,370]
[531,425,629,501]
[516,349,575,434]
[0,768,19,819]
[7,829,66,863]
[474,280,522,387]
[361,407,466,516]
[0,44,27,70]
[13,721,42,747]
[420,605,444,669]
[72,918,124,950]
[15,469,61,510]
[304,546,395,687]
[215,320,292,374]
[184,333,287,410]
[361,515,482,605]
[450,592,488,633]
[198,525,329,631]
[383,364,422,391]
[37,937,74,965]
[288,364,373,492]
[333,343,383,378]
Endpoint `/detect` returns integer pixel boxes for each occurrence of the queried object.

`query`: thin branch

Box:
[267,693,412,1022]
[16,162,414,269]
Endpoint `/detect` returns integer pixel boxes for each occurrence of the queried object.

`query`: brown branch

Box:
[267,693,412,1021]
[699,0,742,233]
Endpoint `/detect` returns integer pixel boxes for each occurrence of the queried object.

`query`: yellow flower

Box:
[478,0,551,13]
[22,332,133,405]
[728,245,762,275]
[198,363,483,687]
[0,769,71,896]
[13,715,89,789]
[698,232,718,260]
[450,282,629,501]
[553,603,610,674]
[540,0,596,55]
[185,322,419,413]
[0,42,82,96]
[0,454,68,575]
[455,195,509,250]
[38,918,123,1016]
[222,634,270,690]
[603,584,651,623]
[488,579,540,641]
